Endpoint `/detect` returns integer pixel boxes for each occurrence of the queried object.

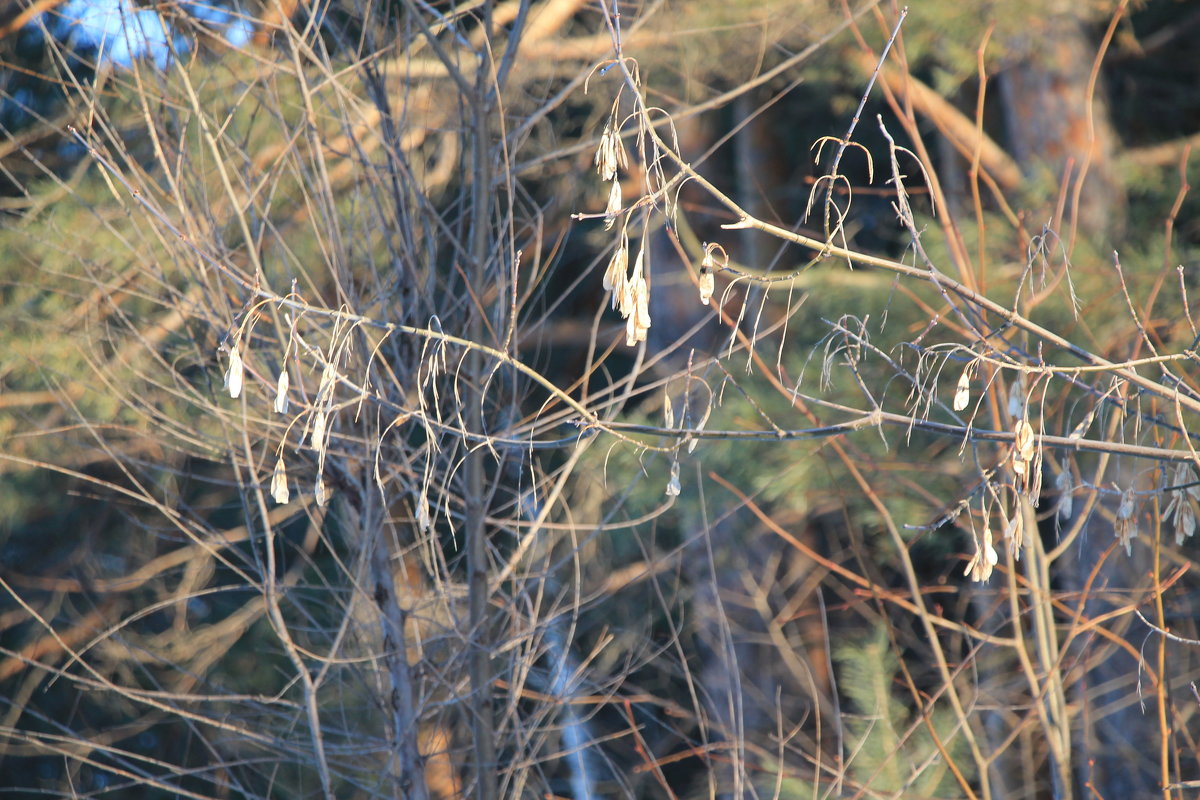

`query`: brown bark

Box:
[999,13,1126,241]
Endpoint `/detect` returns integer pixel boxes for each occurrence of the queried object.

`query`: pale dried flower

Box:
[274,369,290,414]
[315,478,329,507]
[224,344,244,399]
[270,457,290,505]
[952,364,971,411]
[664,393,674,429]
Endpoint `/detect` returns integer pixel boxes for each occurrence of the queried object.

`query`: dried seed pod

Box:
[311,409,327,449]
[1056,466,1074,520]
[698,269,715,306]
[665,460,681,497]
[274,369,290,414]
[1164,463,1200,544]
[1068,405,1097,439]
[1007,376,1026,419]
[618,278,635,319]
[270,457,290,505]
[416,494,432,532]
[594,122,628,182]
[225,344,244,399]
[952,364,971,411]
[1177,501,1196,546]
[623,248,651,346]
[603,236,629,304]
[698,246,716,306]
[1002,511,1023,557]
[1012,419,1037,482]
[595,124,616,181]
[316,358,336,403]
[1115,487,1136,556]
[1175,462,1199,500]
[965,524,998,582]
[604,179,622,230]
[625,274,650,346]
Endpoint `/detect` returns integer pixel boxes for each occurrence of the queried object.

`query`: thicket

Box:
[2,0,1200,798]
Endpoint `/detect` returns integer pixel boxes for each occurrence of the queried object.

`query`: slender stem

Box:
[367,505,432,800]
[467,3,498,796]
[1152,499,1173,799]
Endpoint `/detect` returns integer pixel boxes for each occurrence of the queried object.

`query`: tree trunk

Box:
[1000,12,1126,242]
